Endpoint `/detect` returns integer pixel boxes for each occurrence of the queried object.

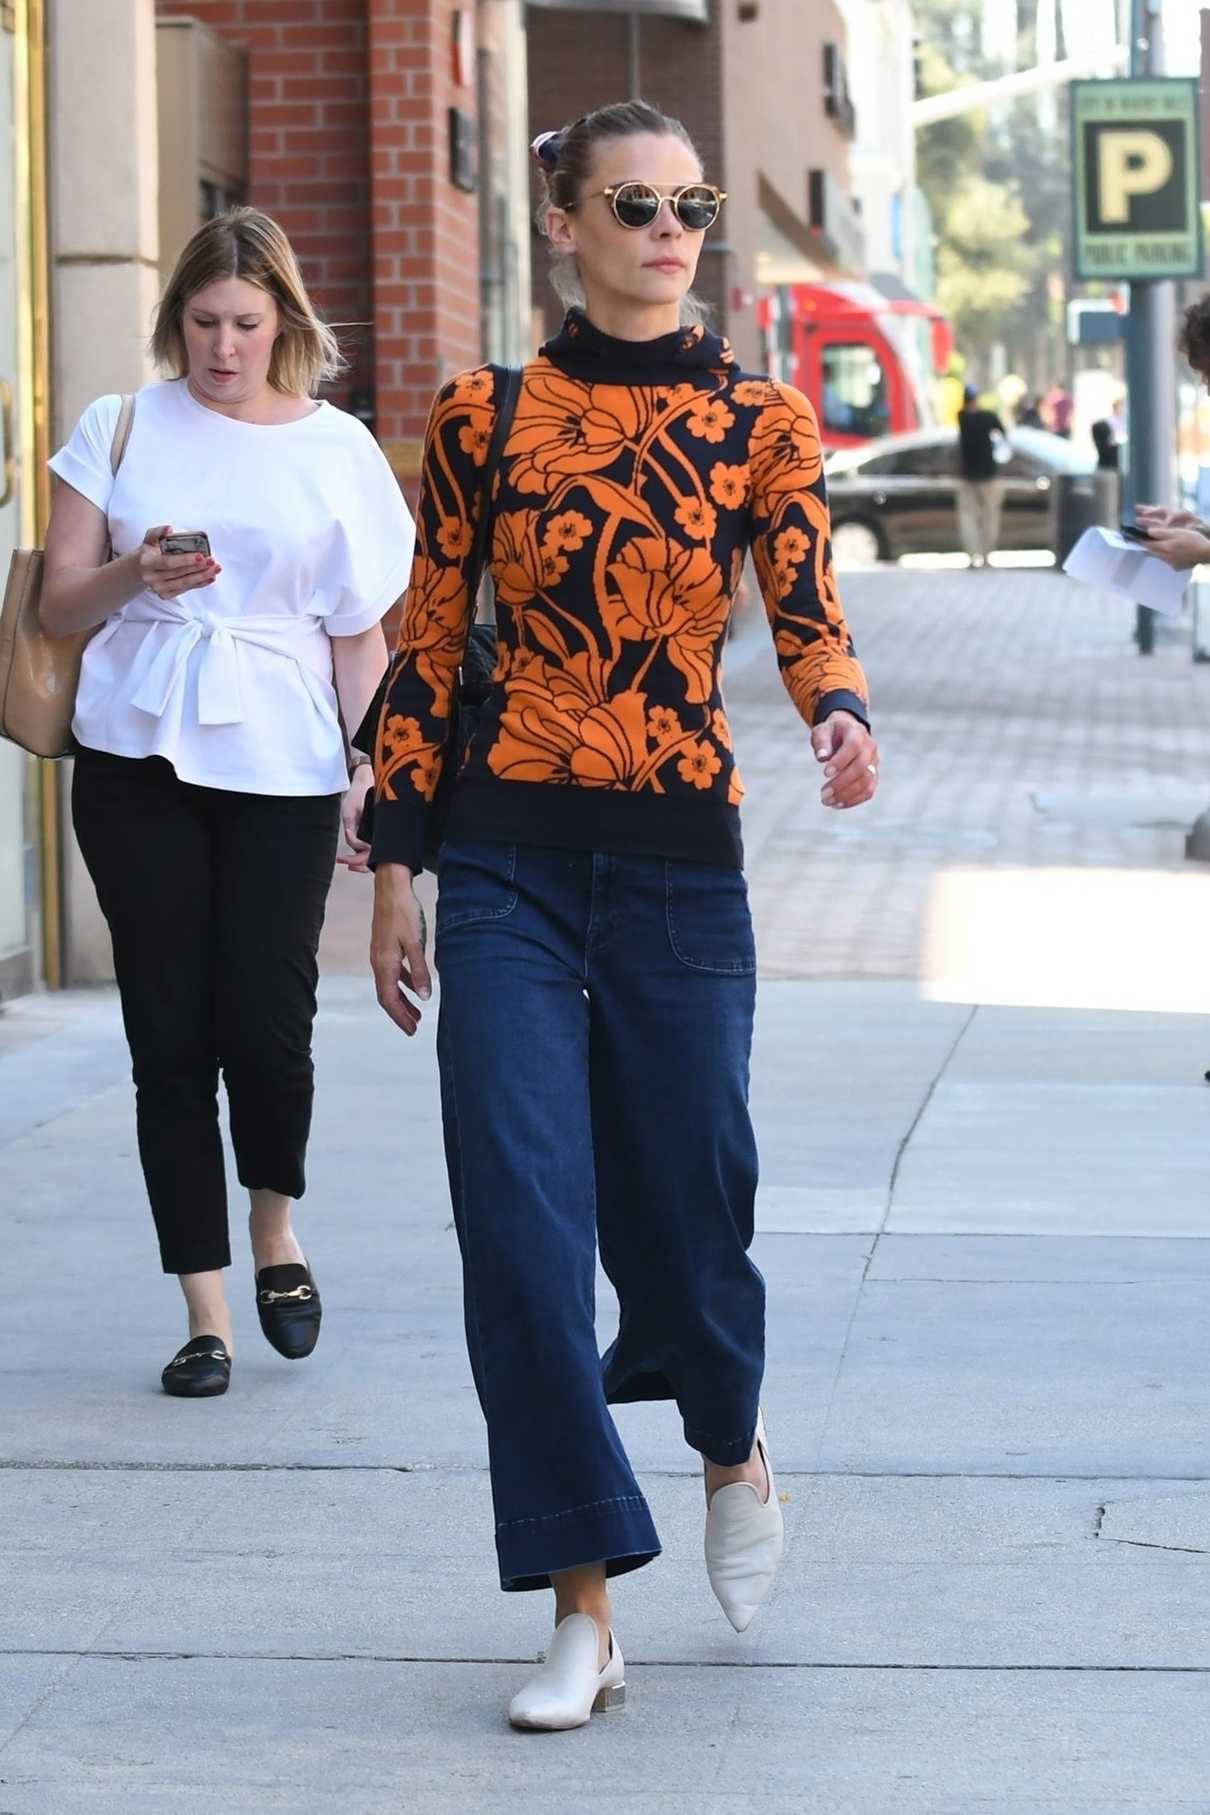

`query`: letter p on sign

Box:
[1097,130,1175,224]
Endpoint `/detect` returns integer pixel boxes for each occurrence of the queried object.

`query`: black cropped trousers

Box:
[72,746,340,1275]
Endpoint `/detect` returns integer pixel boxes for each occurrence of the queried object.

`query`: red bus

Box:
[758,282,954,451]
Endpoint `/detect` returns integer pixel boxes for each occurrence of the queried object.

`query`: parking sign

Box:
[1072,78,1203,281]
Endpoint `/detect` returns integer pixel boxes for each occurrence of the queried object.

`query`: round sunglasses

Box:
[569,181,727,233]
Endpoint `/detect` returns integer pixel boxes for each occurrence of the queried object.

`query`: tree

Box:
[915,43,985,200]
[913,0,1074,382]
[935,181,1037,351]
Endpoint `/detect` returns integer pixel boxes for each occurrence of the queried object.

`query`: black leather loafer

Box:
[255,1262,322,1359]
[161,1336,231,1398]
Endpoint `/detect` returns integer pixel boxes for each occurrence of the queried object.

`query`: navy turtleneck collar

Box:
[540,308,734,383]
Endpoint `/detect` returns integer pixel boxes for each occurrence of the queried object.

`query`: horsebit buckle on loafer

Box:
[169,1350,226,1366]
[258,1285,314,1305]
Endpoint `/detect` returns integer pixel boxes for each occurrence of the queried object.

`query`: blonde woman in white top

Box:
[42,208,415,1398]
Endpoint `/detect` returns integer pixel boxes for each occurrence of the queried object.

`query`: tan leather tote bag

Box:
[0,393,136,759]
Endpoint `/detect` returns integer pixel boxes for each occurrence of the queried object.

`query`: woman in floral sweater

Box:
[370,101,878,1731]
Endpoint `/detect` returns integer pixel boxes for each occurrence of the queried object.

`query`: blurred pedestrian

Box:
[1091,418,1119,471]
[1044,383,1074,438]
[40,209,415,1397]
[1017,395,1044,429]
[957,383,1008,568]
[370,100,877,1731]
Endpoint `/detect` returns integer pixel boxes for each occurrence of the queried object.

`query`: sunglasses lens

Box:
[612,184,661,228]
[675,187,720,231]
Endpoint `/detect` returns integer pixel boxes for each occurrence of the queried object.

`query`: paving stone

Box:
[1,1657,1207,1814]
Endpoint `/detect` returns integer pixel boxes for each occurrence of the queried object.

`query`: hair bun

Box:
[530,130,562,170]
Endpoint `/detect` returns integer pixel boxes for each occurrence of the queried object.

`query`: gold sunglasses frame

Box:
[566,182,728,231]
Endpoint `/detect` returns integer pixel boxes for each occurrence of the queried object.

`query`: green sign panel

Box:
[1072,78,1203,281]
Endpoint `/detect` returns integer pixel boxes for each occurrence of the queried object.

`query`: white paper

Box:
[1062,526,1189,617]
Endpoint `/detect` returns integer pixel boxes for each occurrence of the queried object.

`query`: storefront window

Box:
[820,343,890,440]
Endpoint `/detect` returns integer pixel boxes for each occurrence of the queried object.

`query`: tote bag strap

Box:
[109,393,136,476]
[467,362,523,622]
[348,363,524,762]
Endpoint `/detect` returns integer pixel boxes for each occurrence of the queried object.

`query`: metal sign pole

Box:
[1123,0,1173,655]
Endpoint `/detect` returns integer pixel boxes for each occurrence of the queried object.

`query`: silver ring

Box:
[867,763,878,778]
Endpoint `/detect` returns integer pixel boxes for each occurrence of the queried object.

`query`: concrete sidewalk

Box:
[5,561,1210,1810]
[2,975,1209,1813]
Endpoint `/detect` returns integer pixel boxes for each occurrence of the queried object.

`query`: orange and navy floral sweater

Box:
[371,309,869,874]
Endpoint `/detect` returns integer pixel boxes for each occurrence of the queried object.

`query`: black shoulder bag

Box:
[356,363,524,868]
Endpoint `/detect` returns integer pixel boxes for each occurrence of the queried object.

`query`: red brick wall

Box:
[155,0,487,484]
[368,0,482,481]
[526,13,729,340]
[153,0,374,408]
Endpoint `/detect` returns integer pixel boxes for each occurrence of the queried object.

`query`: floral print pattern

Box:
[374,315,868,872]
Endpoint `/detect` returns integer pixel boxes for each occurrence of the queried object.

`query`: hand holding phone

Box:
[159,531,212,558]
[1119,522,1153,544]
[139,524,221,601]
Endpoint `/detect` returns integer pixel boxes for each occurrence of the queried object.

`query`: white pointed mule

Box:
[704,1410,784,1632]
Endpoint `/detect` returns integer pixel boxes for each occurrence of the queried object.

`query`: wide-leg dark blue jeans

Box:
[435,840,764,1593]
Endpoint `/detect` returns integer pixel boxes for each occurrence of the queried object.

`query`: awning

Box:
[526,0,708,21]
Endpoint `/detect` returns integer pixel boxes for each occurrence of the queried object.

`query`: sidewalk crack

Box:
[885,1002,979,1223]
[0,1648,1205,1675]
[812,1003,978,1469]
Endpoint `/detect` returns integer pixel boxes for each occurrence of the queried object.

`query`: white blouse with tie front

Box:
[49,379,417,796]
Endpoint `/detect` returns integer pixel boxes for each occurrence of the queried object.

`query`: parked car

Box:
[824,426,1095,565]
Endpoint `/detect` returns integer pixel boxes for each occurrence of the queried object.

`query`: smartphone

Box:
[1119,522,1153,544]
[160,531,212,558]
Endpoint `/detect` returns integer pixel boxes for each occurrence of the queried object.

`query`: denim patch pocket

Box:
[665,860,757,975]
[436,840,519,931]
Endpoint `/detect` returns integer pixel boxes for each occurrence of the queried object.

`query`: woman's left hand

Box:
[812,711,879,809]
[338,763,375,874]
[1146,526,1210,572]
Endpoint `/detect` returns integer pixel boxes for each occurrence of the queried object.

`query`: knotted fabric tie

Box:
[94,598,332,727]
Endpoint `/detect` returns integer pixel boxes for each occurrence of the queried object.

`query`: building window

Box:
[200,180,246,221]
[822,43,857,139]
[820,344,890,439]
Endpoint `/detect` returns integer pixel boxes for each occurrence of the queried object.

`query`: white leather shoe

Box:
[508,1614,626,1731]
[704,1410,784,1632]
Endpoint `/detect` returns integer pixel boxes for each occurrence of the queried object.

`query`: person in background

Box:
[1044,384,1074,438]
[1017,395,1044,429]
[1091,419,1119,472]
[957,383,1008,569]
[41,209,415,1399]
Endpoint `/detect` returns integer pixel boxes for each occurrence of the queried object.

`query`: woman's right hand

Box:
[371,864,432,1036]
[137,524,222,599]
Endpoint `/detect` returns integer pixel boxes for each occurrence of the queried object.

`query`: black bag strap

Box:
[467,363,523,625]
[350,364,523,760]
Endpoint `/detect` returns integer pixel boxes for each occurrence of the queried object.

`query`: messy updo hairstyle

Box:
[532,101,709,327]
[151,206,343,397]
